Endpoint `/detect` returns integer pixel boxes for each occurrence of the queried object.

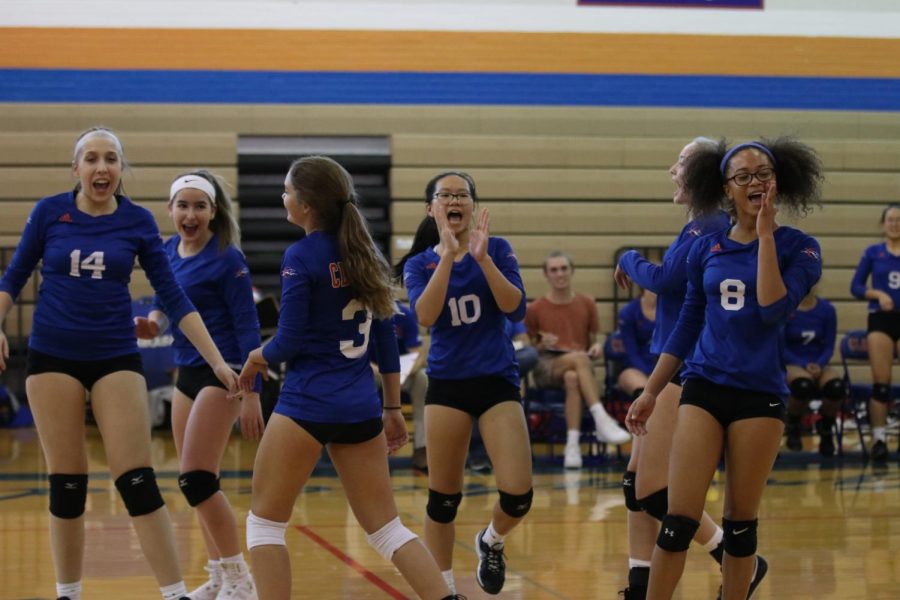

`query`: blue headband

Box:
[719,142,776,175]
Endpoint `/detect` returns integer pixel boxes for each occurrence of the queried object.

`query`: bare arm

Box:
[756,182,787,307]
[0,292,13,371]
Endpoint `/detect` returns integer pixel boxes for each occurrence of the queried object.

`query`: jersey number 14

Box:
[69,250,106,279]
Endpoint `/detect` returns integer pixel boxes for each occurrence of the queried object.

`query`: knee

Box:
[637,488,668,521]
[498,488,533,518]
[426,489,463,524]
[366,516,418,561]
[562,370,579,390]
[622,471,641,512]
[789,377,817,402]
[821,378,846,401]
[872,383,891,404]
[572,353,592,369]
[656,514,699,553]
[114,467,165,517]
[49,473,89,519]
[178,470,220,507]
[722,518,758,557]
[246,510,288,549]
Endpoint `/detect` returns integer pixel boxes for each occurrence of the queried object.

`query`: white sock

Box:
[220,553,246,566]
[628,558,651,569]
[703,526,724,552]
[56,581,82,600]
[589,403,608,423]
[566,429,581,446]
[873,427,887,442]
[441,569,456,594]
[482,521,505,547]
[160,581,187,600]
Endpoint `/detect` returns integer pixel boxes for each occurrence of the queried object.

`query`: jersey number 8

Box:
[720,278,746,311]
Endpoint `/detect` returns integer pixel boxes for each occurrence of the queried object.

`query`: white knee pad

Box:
[366,516,418,561]
[246,511,288,549]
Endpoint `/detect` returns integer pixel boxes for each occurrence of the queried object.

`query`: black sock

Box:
[628,566,650,588]
[710,541,725,564]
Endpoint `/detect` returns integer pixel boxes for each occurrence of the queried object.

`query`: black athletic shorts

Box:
[680,377,785,427]
[291,417,384,446]
[175,364,227,399]
[425,375,521,419]
[867,311,900,342]
[27,348,144,391]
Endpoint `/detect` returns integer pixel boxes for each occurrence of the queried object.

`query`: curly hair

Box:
[683,136,824,219]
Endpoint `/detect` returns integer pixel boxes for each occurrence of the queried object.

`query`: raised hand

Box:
[433,203,459,257]
[756,179,778,238]
[469,208,490,262]
[614,264,632,291]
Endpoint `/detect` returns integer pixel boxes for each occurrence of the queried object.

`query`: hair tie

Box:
[719,142,776,176]
[169,175,217,205]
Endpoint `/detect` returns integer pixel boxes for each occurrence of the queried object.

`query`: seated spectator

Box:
[616,289,658,399]
[525,251,631,469]
[783,289,842,456]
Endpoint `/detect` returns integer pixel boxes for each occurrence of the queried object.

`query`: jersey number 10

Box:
[448,294,482,326]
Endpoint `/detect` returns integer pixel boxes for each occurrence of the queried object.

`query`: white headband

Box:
[169,175,217,205]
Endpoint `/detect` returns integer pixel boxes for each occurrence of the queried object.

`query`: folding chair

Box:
[839,329,900,459]
[602,331,633,425]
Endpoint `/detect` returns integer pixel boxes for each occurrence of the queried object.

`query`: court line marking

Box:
[294,524,409,600]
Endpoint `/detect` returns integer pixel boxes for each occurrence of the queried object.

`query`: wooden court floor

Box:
[1,428,899,599]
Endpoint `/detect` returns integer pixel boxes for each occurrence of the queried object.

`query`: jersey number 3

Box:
[69,249,106,279]
[340,299,372,359]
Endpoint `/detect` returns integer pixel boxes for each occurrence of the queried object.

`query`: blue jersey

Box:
[262,232,399,423]
[663,226,822,397]
[0,192,194,360]
[393,301,422,355]
[618,211,730,354]
[782,298,836,368]
[617,298,657,375]
[153,235,260,369]
[404,237,526,387]
[850,243,900,312]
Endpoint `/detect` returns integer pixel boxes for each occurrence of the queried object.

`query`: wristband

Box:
[382,405,402,410]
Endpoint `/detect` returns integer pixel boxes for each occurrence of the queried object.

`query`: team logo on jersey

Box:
[234,267,248,278]
[281,267,297,278]
[58,213,73,223]
[801,247,820,261]
[688,227,701,237]
[425,262,438,270]
[710,242,722,253]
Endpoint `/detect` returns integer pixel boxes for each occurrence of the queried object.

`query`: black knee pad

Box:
[872,383,890,403]
[631,387,645,401]
[115,467,165,517]
[723,518,758,557]
[178,470,220,507]
[426,489,463,524]
[498,488,533,518]
[822,379,846,401]
[789,377,817,402]
[622,471,641,512]
[48,473,88,519]
[638,487,668,521]
[656,514,699,553]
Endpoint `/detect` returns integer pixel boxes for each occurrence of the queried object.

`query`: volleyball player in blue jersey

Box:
[0,128,239,600]
[614,138,733,599]
[782,289,841,456]
[850,204,900,462]
[237,156,461,600]
[626,137,823,600]
[400,171,533,596]
[136,170,263,599]
[615,290,657,397]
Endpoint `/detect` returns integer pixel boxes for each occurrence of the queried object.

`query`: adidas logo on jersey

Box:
[710,243,722,253]
[58,213,73,223]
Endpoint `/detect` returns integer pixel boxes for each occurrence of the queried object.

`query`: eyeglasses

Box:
[433,191,472,203]
[726,167,775,187]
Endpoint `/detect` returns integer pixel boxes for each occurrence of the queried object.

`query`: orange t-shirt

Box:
[525,293,598,352]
